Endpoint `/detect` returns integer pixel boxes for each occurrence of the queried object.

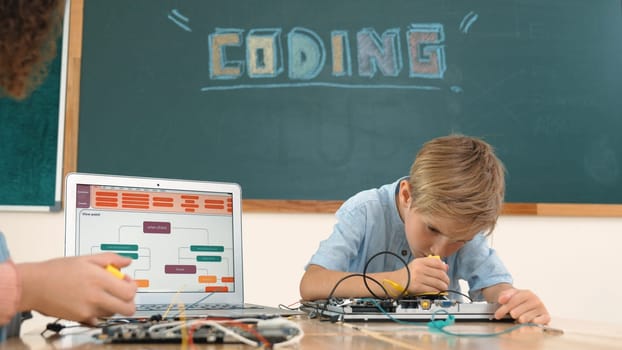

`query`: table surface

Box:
[6,315,622,350]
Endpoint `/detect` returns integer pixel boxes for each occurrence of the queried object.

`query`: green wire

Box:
[361,298,542,336]
[427,314,540,337]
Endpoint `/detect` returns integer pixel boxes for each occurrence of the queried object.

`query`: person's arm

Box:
[0,260,20,326]
[16,253,137,325]
[481,283,550,324]
[481,282,513,303]
[300,264,402,300]
[300,257,449,301]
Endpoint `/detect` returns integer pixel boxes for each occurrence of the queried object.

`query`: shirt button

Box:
[401,250,408,256]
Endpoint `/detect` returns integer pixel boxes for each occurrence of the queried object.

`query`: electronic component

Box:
[303,295,512,322]
[96,317,303,345]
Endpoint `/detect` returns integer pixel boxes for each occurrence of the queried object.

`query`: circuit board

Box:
[96,317,302,345]
[303,295,513,322]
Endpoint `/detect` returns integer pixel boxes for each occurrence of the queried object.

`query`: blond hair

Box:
[408,134,505,236]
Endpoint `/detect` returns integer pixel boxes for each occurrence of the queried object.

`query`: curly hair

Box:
[0,0,64,100]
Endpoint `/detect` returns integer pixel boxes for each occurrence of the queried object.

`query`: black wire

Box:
[41,318,100,338]
[326,273,387,301]
[41,318,63,337]
[312,251,412,321]
[443,289,473,302]
[314,251,485,322]
[361,253,473,304]
[316,273,386,321]
[362,251,411,300]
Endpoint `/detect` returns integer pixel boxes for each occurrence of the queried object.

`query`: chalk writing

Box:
[202,24,447,91]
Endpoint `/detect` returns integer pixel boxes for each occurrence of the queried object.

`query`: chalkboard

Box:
[77,0,622,204]
[0,39,64,211]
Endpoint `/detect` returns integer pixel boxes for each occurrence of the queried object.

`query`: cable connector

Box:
[427,314,455,332]
[45,322,65,334]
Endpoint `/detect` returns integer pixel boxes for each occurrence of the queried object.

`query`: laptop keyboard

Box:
[136,303,253,311]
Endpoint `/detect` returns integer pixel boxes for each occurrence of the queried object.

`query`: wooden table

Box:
[6,315,621,349]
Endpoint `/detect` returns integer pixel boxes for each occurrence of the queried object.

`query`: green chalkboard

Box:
[0,41,63,210]
[78,0,622,204]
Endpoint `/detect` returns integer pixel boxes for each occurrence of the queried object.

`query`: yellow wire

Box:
[179,302,188,349]
[382,279,408,297]
[163,285,191,319]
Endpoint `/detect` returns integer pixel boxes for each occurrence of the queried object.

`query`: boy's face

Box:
[397,180,478,258]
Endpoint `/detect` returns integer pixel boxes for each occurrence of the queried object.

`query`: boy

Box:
[299,134,550,325]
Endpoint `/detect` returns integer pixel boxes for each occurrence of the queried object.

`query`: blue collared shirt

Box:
[306,178,513,300]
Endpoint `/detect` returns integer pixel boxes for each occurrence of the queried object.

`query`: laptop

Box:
[302,296,513,322]
[64,172,302,319]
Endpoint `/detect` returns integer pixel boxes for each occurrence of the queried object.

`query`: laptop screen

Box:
[64,173,244,306]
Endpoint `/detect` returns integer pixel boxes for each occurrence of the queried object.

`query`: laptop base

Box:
[107,303,303,320]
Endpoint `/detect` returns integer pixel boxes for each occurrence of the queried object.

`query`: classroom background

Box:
[2,0,622,331]
[2,211,621,328]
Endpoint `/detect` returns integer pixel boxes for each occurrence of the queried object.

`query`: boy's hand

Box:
[494,288,550,324]
[404,256,449,294]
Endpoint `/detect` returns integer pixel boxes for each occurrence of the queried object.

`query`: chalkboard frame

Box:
[64,0,622,216]
[0,1,71,211]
